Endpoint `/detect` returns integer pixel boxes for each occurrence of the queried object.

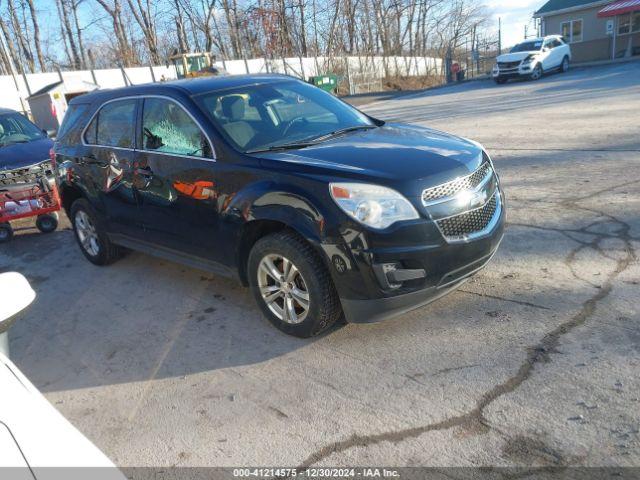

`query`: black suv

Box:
[54,75,505,337]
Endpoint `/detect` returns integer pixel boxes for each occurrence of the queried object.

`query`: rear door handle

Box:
[80,154,101,166]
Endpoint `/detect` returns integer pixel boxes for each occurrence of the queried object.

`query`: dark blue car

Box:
[0,108,58,242]
[0,108,54,171]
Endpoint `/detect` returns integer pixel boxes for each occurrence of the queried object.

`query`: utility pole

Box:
[498,17,502,55]
[0,30,28,114]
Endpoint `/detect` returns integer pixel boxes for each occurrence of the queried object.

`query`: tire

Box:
[248,230,342,338]
[494,77,507,85]
[0,223,13,243]
[70,198,122,266]
[35,212,59,233]
[560,56,570,73]
[530,64,543,81]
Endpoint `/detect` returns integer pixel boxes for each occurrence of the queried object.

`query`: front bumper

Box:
[492,63,533,79]
[324,191,506,324]
[340,245,500,323]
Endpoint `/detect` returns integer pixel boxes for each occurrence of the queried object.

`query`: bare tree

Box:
[7,0,35,72]
[24,0,45,70]
[125,0,162,64]
[0,1,23,74]
[93,0,138,66]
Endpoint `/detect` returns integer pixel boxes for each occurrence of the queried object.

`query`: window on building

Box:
[561,19,583,43]
[632,11,640,32]
[572,19,583,42]
[619,13,631,35]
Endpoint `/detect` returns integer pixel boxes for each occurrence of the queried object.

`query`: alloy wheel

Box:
[257,254,310,324]
[532,65,542,80]
[75,210,100,257]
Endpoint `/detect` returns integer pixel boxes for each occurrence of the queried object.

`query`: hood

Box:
[0,137,53,171]
[497,52,538,63]
[255,124,485,197]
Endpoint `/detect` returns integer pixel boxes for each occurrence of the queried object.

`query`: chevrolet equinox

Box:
[54,75,505,337]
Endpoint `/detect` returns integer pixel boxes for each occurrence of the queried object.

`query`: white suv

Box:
[492,35,571,84]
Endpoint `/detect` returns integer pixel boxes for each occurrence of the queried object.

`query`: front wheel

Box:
[248,231,342,338]
[530,64,543,81]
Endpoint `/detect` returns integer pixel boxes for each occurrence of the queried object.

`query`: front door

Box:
[82,98,142,238]
[133,97,222,262]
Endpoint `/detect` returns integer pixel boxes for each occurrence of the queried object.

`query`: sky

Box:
[29,0,545,59]
[485,0,545,48]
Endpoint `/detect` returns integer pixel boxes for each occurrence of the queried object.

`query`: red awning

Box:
[598,0,640,17]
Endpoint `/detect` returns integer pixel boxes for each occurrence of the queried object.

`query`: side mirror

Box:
[0,272,36,357]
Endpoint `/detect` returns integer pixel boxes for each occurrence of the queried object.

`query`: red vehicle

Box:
[0,162,60,243]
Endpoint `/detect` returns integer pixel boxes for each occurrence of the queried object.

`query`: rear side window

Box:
[141,98,212,158]
[84,99,136,148]
[57,104,88,141]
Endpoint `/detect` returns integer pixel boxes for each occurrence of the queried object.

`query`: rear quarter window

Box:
[57,103,89,143]
[84,99,137,148]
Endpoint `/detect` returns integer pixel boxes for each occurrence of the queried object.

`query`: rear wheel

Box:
[530,64,543,81]
[248,231,342,338]
[560,56,570,73]
[0,223,13,243]
[36,212,58,233]
[70,199,122,266]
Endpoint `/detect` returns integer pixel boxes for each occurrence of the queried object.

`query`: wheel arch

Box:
[59,183,86,216]
[231,187,336,287]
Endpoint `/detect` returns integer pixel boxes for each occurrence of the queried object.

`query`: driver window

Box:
[142,98,212,158]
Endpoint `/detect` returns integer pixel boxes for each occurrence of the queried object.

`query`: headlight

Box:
[329,183,419,229]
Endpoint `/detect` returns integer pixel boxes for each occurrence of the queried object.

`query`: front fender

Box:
[224,180,339,244]
[222,179,352,286]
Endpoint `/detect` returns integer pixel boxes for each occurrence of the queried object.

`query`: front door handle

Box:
[135,166,154,177]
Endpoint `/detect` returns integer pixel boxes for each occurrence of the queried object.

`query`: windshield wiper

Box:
[246,142,315,154]
[311,125,377,143]
[246,125,377,154]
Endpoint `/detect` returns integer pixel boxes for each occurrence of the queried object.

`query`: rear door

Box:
[133,96,221,261]
[546,39,563,68]
[82,98,142,238]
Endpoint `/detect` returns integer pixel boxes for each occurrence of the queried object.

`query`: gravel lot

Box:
[2,61,639,469]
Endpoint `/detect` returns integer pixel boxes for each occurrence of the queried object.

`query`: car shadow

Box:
[3,226,339,393]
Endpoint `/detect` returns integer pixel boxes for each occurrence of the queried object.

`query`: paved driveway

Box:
[2,61,639,468]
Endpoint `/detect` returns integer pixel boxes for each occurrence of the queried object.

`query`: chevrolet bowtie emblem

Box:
[469,189,488,208]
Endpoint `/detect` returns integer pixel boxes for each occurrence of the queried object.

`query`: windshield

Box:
[0,112,46,147]
[510,41,543,53]
[195,80,374,153]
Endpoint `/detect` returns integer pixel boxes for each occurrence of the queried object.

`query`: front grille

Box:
[437,193,498,241]
[0,161,53,187]
[498,61,521,69]
[422,161,493,204]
